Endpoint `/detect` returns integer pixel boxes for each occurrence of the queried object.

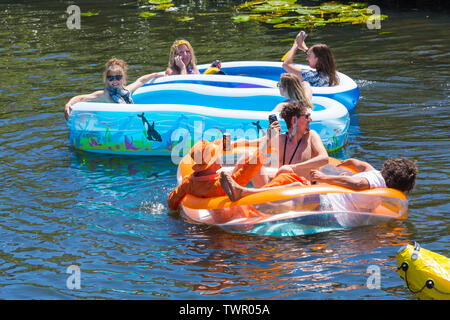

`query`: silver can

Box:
[223,133,231,151]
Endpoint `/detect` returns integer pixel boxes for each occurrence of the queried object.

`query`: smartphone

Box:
[268,114,278,124]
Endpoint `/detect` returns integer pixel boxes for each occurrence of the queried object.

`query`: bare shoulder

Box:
[278,132,287,144]
[308,129,321,140]
[273,101,288,113]
[308,129,328,154]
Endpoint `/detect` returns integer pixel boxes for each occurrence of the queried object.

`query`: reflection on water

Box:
[171,221,413,298]
[61,152,417,299]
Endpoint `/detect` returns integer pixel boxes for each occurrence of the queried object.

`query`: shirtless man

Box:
[270,100,328,180]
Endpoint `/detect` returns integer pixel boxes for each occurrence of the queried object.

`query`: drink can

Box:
[223,133,231,151]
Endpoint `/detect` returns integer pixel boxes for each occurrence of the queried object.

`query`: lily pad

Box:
[265,16,297,24]
[232,15,252,22]
[251,1,302,13]
[145,0,172,4]
[295,7,322,15]
[178,16,194,22]
[155,3,174,10]
[81,11,99,17]
[236,1,267,10]
[231,1,388,29]
[319,2,349,13]
[139,12,156,18]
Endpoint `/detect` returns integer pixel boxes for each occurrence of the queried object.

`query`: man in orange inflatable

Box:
[168,100,328,211]
[167,131,307,211]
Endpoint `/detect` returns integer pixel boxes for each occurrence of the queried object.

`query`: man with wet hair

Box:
[308,157,418,214]
[310,158,418,193]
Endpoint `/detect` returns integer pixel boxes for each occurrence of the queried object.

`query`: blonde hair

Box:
[168,39,197,73]
[280,73,313,109]
[103,57,128,85]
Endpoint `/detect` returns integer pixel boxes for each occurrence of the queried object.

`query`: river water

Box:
[0,1,448,300]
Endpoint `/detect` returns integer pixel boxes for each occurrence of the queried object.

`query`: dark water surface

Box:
[0,1,448,300]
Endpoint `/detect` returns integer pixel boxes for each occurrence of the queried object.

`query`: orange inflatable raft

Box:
[176,145,409,236]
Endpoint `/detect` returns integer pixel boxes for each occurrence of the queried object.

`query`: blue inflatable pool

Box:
[67,88,349,157]
[147,61,359,112]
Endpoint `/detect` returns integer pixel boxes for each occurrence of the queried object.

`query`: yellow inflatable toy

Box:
[397,242,450,300]
[203,67,221,74]
[203,60,224,75]
[177,143,410,236]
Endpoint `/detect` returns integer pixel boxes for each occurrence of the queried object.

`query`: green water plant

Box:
[81,11,100,17]
[138,0,174,18]
[178,16,195,22]
[232,1,387,29]
[142,0,174,10]
[139,12,157,18]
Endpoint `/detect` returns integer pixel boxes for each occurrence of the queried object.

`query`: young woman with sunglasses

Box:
[165,39,200,75]
[64,57,162,120]
[282,30,339,87]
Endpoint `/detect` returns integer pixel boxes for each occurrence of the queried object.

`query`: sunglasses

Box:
[107,74,123,81]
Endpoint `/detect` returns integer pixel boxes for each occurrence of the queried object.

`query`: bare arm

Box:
[165,67,175,75]
[302,81,313,102]
[282,41,303,79]
[191,65,200,75]
[64,90,104,121]
[282,31,309,79]
[310,158,374,190]
[272,102,288,113]
[310,169,370,190]
[338,158,374,173]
